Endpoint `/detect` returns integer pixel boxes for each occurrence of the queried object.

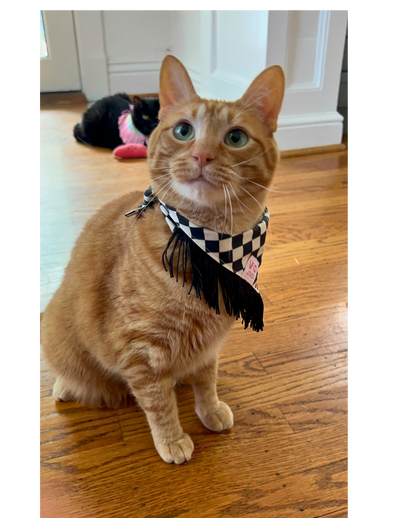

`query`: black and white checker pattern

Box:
[125,186,270,288]
[158,200,269,281]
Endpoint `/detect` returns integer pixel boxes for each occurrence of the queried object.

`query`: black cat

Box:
[73,94,160,150]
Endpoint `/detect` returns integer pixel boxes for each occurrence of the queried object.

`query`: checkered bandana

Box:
[126,186,268,331]
[126,186,270,290]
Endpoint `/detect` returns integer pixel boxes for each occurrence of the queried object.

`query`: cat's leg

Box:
[190,359,234,432]
[127,375,194,464]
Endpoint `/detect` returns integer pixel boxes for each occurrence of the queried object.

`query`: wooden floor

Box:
[41,104,348,518]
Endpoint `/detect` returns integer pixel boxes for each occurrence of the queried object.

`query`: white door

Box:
[40,10,81,92]
[176,10,346,150]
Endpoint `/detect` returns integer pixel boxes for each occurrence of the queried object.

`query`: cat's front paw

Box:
[196,401,234,432]
[154,433,194,464]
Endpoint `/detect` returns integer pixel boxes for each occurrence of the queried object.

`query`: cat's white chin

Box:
[172,180,223,206]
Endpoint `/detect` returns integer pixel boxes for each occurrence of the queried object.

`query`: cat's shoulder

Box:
[71,191,145,262]
[105,190,144,215]
[81,191,144,234]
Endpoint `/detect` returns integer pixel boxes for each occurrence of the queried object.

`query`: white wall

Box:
[73,10,348,151]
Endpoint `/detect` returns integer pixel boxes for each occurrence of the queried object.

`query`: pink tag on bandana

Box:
[242,255,260,285]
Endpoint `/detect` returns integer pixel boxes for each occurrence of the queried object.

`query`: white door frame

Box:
[40,10,81,92]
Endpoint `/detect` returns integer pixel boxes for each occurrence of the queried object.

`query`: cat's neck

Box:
[160,193,265,235]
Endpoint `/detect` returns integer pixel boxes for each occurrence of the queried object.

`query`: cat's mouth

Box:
[171,170,224,206]
[188,174,215,187]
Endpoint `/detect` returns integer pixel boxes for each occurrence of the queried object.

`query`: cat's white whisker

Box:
[243,179,293,193]
[232,150,267,168]
[150,173,172,183]
[237,195,252,213]
[155,176,177,202]
[227,182,245,214]
[226,185,234,236]
[223,185,228,233]
[237,184,265,213]
[127,175,172,234]
[227,168,291,194]
[152,175,174,197]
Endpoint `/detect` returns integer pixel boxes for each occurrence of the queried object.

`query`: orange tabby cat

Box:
[41,55,285,464]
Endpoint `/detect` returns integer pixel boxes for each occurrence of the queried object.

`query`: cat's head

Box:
[132,96,160,137]
[148,56,285,233]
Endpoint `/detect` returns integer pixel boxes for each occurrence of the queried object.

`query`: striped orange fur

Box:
[41,55,285,464]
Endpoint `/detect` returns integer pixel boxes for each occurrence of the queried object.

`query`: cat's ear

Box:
[133,96,144,110]
[240,65,285,133]
[159,55,197,116]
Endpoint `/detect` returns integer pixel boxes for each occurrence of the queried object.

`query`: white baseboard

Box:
[107,60,160,95]
[275,111,344,151]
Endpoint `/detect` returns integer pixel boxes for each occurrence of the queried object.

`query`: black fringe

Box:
[162,227,264,332]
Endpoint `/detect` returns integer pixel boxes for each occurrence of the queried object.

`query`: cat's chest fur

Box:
[61,191,234,380]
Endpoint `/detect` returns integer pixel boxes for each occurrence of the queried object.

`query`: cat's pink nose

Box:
[192,150,215,168]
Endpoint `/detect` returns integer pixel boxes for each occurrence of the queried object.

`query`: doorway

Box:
[40,10,81,93]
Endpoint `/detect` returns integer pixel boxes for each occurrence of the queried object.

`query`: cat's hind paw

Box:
[52,376,74,402]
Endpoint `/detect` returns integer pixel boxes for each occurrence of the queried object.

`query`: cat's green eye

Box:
[225,129,248,148]
[142,114,149,120]
[174,122,195,141]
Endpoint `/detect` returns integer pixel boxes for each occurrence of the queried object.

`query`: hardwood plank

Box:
[270,170,348,198]
[40,460,346,518]
[41,421,347,518]
[264,206,348,246]
[254,351,347,405]
[41,398,124,462]
[223,307,347,360]
[263,234,347,273]
[314,509,348,518]
[276,386,348,433]
[257,260,348,326]
[219,459,348,518]
[267,194,348,218]
[280,141,347,159]
[276,152,348,175]
[40,91,88,106]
